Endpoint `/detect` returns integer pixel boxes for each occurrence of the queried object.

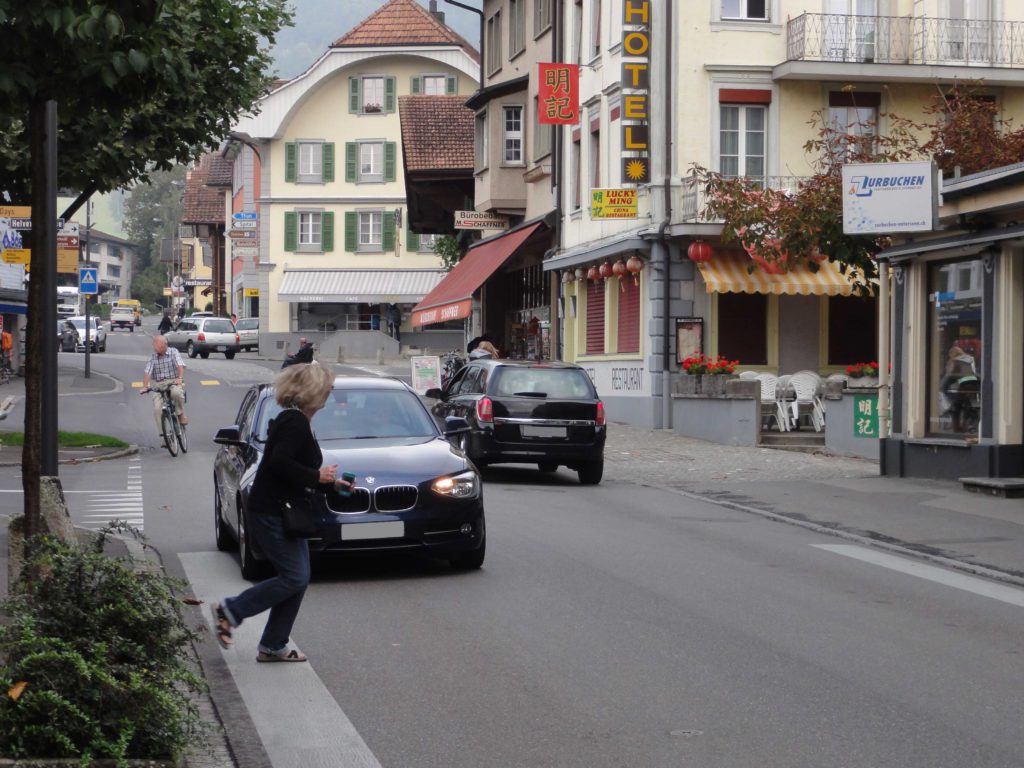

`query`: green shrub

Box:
[0,529,207,764]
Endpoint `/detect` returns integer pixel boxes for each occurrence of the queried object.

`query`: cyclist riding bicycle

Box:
[141,335,188,430]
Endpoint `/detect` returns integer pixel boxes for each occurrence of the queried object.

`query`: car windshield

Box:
[492,367,594,398]
[203,319,234,333]
[255,388,438,442]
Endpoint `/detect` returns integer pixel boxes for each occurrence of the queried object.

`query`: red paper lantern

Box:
[599,261,613,279]
[626,255,644,274]
[612,259,627,278]
[587,265,600,282]
[575,267,586,282]
[687,239,713,263]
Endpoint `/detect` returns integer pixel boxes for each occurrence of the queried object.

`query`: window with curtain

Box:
[719,104,765,178]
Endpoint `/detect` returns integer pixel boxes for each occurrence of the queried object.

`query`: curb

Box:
[0,445,139,468]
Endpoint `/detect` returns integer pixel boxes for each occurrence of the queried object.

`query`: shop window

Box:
[586,281,605,354]
[827,295,877,365]
[717,293,767,364]
[928,258,983,438]
[616,276,640,354]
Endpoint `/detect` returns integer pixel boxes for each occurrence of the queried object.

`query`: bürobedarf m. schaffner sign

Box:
[841,160,937,235]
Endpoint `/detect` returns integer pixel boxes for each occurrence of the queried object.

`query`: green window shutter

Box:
[322,212,334,252]
[284,212,297,251]
[446,76,457,94]
[407,228,420,253]
[349,77,360,113]
[384,76,396,112]
[411,76,421,94]
[383,212,396,252]
[345,142,357,182]
[344,211,357,252]
[285,143,297,183]
[384,142,397,182]
[322,143,335,182]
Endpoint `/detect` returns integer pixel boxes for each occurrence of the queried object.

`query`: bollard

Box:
[376,347,384,364]
[336,346,345,363]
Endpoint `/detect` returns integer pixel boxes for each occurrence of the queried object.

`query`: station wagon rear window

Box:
[491,368,595,399]
[204,320,234,333]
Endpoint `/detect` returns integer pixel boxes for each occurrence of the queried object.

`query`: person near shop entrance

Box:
[386,304,402,341]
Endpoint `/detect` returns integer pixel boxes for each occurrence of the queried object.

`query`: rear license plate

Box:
[521,425,566,438]
[341,521,404,541]
[216,345,226,351]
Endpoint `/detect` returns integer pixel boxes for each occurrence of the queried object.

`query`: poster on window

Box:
[675,317,703,364]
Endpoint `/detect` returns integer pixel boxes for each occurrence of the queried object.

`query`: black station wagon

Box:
[426,359,606,484]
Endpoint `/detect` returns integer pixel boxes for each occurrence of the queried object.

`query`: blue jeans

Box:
[221,511,310,653]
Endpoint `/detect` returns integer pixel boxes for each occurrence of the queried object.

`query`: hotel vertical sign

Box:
[620,0,650,184]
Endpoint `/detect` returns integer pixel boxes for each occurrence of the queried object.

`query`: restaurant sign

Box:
[591,189,638,219]
[538,63,580,125]
[620,0,650,185]
[841,160,936,234]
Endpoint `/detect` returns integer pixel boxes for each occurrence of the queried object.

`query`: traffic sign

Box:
[228,229,257,239]
[1,248,30,265]
[231,219,257,228]
[233,211,257,221]
[79,267,98,295]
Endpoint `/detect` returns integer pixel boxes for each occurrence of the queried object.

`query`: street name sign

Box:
[232,212,257,221]
[231,219,257,229]
[228,229,258,239]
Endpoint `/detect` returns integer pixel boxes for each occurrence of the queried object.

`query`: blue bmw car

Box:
[213,376,485,578]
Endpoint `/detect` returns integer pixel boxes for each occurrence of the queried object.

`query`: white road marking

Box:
[814,544,1024,608]
[180,552,384,768]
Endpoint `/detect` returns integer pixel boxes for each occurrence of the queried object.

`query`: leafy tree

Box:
[122,166,187,305]
[0,0,291,543]
[689,83,1024,289]
[433,234,464,271]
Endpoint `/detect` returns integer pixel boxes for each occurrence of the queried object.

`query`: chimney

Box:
[429,0,445,24]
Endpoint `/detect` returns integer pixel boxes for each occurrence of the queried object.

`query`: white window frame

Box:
[718,104,767,179]
[502,105,525,165]
[297,210,323,253]
[534,0,552,36]
[297,141,323,183]
[422,75,446,95]
[361,76,385,114]
[358,141,384,183]
[589,0,602,60]
[509,0,526,57]
[721,0,769,21]
[358,210,383,252]
[475,109,489,171]
[486,11,502,75]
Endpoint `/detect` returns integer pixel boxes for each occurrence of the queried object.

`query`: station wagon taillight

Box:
[197,333,206,342]
[235,334,240,343]
[476,396,493,423]
[595,401,605,426]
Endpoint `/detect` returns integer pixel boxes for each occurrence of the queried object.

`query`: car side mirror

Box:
[424,387,444,400]
[443,416,470,436]
[213,426,245,447]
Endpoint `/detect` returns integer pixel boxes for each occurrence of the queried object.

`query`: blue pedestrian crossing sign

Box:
[79,267,98,295]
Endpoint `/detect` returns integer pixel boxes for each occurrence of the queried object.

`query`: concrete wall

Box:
[670,395,761,447]
[824,393,881,461]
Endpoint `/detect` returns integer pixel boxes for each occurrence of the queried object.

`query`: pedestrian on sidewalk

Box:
[210,362,353,662]
[281,337,314,369]
[386,304,402,341]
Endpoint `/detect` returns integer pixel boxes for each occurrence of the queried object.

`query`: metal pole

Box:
[83,200,91,378]
[38,101,59,477]
[878,260,890,442]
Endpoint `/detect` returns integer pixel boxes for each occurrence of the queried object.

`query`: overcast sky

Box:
[269,0,481,79]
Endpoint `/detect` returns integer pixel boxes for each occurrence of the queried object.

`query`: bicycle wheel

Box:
[176,418,188,453]
[160,409,179,456]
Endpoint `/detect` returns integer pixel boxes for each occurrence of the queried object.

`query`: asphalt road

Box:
[4,321,1023,768]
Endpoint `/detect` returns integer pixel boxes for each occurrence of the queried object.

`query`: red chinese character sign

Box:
[538,63,580,125]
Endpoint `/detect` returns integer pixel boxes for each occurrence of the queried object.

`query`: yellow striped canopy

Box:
[697,251,869,296]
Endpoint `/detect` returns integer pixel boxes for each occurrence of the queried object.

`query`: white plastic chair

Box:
[789,372,825,431]
[756,373,790,432]
[739,371,760,380]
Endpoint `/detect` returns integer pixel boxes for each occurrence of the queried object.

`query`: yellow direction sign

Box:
[244,287,260,297]
[591,188,638,219]
[1,248,30,264]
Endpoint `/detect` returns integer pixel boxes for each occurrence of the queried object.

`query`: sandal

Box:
[257,648,307,663]
[210,602,233,649]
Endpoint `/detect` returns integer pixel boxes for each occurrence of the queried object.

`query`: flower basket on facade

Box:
[846,361,879,388]
[679,354,740,396]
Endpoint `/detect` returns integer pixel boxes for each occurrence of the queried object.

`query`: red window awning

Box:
[411,222,543,327]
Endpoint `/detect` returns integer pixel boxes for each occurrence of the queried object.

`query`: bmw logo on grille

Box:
[365,476,375,484]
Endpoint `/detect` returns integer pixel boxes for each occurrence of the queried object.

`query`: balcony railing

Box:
[678,175,809,223]
[786,13,1024,69]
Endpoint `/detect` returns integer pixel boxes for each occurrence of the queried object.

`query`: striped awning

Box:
[277,269,447,303]
[697,251,868,296]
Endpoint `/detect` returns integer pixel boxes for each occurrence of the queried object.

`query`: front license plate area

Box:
[521,425,567,438]
[341,521,405,541]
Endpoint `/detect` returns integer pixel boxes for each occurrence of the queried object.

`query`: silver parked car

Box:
[234,317,258,352]
[166,316,240,359]
[64,316,107,353]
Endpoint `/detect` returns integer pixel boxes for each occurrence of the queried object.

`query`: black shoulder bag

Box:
[280,491,319,539]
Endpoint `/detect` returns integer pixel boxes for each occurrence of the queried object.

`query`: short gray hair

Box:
[274,362,334,411]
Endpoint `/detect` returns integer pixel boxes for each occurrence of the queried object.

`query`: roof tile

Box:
[399,95,475,172]
[182,153,226,224]
[333,0,479,62]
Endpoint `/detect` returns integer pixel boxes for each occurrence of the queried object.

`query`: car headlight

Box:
[431,470,480,499]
